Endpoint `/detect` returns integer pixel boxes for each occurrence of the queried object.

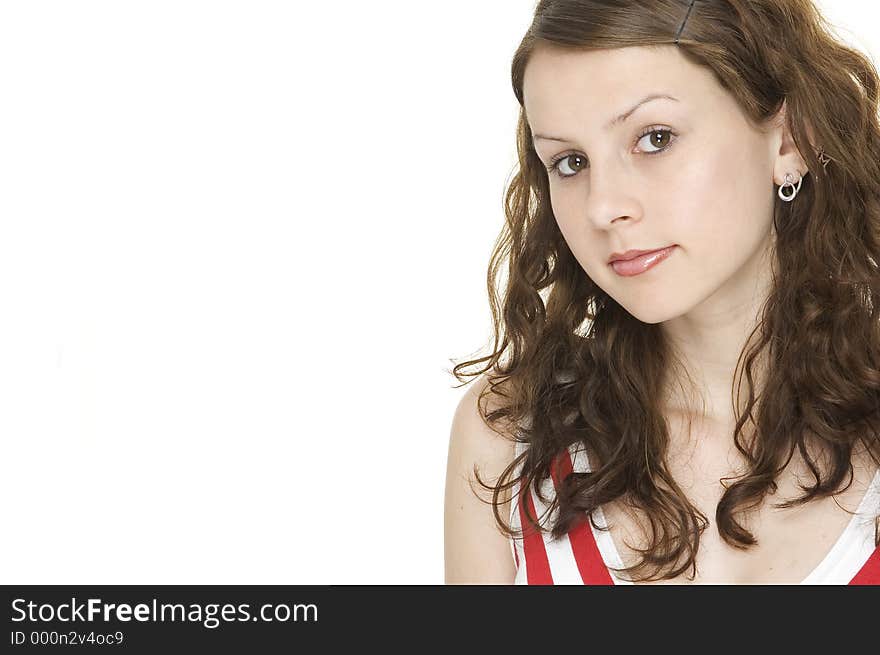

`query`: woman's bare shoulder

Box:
[444,374,519,584]
[454,374,519,462]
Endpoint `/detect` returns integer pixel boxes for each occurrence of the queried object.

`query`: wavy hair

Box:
[451,0,880,582]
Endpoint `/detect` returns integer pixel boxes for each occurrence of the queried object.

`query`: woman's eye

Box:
[637,128,674,153]
[552,154,588,178]
[547,128,677,180]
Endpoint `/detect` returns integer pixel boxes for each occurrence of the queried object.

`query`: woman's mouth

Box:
[609,245,678,277]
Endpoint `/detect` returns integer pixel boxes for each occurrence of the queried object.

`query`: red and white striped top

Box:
[509,440,880,584]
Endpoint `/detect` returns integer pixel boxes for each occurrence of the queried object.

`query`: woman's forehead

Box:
[523,46,728,136]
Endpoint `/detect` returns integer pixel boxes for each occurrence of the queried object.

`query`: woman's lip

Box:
[609,245,677,277]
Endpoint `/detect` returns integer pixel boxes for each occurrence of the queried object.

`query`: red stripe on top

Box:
[849,544,880,584]
[549,447,615,585]
[517,476,553,584]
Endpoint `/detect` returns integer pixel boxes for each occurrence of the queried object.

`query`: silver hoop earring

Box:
[777,172,803,202]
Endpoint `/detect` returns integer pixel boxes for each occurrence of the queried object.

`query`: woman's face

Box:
[523,45,797,324]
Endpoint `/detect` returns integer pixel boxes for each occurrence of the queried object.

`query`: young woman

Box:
[445,0,880,584]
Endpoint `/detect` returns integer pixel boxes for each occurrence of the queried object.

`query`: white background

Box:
[0,1,876,584]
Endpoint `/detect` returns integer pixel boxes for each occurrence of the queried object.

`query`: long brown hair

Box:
[451,0,880,582]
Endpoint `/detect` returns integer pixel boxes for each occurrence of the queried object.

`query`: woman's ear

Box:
[771,98,809,184]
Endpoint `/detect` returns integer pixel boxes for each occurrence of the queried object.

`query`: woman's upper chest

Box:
[601,423,880,584]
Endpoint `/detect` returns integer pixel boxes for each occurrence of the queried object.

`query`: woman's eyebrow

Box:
[532,93,680,143]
